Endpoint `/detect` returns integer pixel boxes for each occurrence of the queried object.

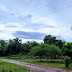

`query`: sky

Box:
[0,0,72,43]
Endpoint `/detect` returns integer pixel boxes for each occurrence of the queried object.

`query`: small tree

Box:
[64,56,71,68]
[45,45,61,61]
[30,44,46,61]
[30,44,61,62]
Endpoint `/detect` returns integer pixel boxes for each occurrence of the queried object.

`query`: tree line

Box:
[0,35,72,60]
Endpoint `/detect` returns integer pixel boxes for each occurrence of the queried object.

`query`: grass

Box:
[0,56,72,69]
[16,59,66,68]
[0,60,32,72]
[9,58,72,69]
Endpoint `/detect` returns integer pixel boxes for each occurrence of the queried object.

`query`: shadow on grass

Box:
[35,60,64,64]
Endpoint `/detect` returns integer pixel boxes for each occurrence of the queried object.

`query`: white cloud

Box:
[0,22,36,33]
[37,27,61,35]
[6,22,24,27]
[59,27,72,42]
[0,32,14,40]
[31,17,57,27]
[21,38,43,43]
[0,0,72,42]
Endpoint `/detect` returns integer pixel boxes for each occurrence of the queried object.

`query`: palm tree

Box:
[13,38,22,54]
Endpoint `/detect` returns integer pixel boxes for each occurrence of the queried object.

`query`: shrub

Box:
[64,56,71,67]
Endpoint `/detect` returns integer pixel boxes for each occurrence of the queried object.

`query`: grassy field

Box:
[0,60,31,72]
[0,56,72,69]
[16,59,72,69]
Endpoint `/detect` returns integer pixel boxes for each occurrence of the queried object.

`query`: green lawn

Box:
[0,60,31,72]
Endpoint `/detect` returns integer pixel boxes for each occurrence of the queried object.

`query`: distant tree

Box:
[56,40,64,49]
[0,40,7,47]
[22,41,39,54]
[45,45,61,61]
[30,44,61,61]
[22,43,31,54]
[43,35,55,45]
[62,42,72,59]
[6,39,14,55]
[30,41,39,47]
[30,44,46,61]
[43,35,64,49]
[49,45,61,58]
[7,38,22,55]
[0,40,7,56]
[13,38,22,54]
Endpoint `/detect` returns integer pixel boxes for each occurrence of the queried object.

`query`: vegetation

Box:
[64,56,71,67]
[30,44,61,61]
[2,57,72,69]
[0,60,31,72]
[0,35,72,69]
[43,35,65,49]
[62,42,72,59]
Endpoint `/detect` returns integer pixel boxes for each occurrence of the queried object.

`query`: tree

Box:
[43,35,64,49]
[30,44,46,61]
[45,45,61,61]
[22,43,31,54]
[7,38,22,55]
[56,40,66,49]
[62,42,72,59]
[30,41,39,47]
[6,39,15,55]
[22,41,39,54]
[64,56,71,67]
[49,45,61,58]
[0,40,7,56]
[43,35,55,45]
[13,38,22,54]
[30,44,61,61]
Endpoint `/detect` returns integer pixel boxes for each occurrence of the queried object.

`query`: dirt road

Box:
[0,58,72,72]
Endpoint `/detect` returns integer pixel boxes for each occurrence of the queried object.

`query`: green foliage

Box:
[43,35,56,45]
[43,35,64,49]
[46,45,61,58]
[22,41,39,54]
[0,60,30,72]
[30,44,61,61]
[62,42,72,59]
[30,44,45,58]
[0,34,71,61]
[22,43,30,54]
[6,38,22,55]
[64,56,71,67]
[0,38,39,56]
[0,40,7,56]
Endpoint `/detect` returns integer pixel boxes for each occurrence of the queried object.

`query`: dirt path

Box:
[0,58,72,72]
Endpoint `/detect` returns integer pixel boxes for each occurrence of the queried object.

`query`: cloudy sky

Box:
[0,0,72,43]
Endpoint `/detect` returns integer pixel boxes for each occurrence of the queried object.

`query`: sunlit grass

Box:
[0,60,31,72]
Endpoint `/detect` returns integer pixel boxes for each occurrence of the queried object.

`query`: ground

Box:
[0,58,72,72]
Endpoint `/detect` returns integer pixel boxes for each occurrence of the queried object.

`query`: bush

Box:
[64,56,71,67]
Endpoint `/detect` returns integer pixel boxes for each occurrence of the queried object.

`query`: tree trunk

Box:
[66,63,69,67]
[51,58,52,61]
[40,56,41,62]
[47,57,49,62]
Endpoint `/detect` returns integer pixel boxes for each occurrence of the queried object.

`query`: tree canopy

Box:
[62,42,72,59]
[30,44,61,61]
[43,35,64,49]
